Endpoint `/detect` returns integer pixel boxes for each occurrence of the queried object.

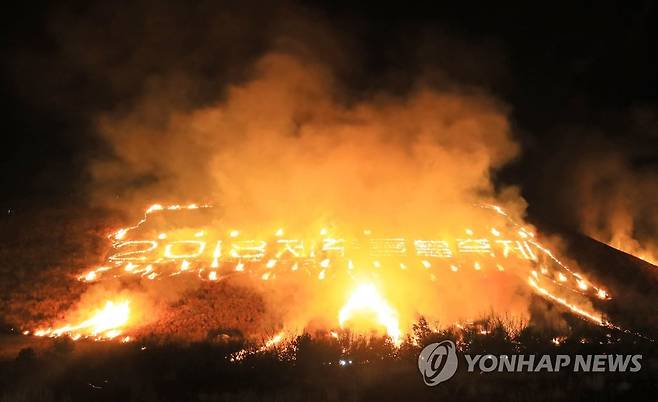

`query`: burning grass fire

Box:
[24,201,628,346]
[32,300,131,341]
[339,283,401,345]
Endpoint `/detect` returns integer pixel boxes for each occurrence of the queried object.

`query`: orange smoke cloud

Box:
[84,44,550,339]
[93,51,522,226]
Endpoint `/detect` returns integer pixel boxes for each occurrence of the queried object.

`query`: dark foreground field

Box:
[0,319,656,402]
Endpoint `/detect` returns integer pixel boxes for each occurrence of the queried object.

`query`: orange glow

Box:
[35,300,131,340]
[339,284,401,345]
[29,202,623,344]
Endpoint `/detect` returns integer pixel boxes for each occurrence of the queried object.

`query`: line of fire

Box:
[27,203,624,345]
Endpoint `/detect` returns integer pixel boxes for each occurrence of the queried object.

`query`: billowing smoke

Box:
[78,12,542,336]
[92,50,521,225]
[576,153,658,265]
[530,125,658,266]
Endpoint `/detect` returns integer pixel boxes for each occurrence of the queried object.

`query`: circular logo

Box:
[418,340,459,386]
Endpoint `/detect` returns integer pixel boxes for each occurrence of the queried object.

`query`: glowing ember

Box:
[339,284,401,345]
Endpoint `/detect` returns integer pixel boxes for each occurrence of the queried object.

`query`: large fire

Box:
[29,202,624,344]
[33,300,131,341]
[339,283,401,345]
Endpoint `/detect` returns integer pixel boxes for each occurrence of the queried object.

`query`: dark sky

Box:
[1,1,656,228]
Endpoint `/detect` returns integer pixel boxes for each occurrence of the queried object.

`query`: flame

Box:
[265,332,284,348]
[35,300,131,340]
[528,277,604,325]
[110,203,212,242]
[339,284,401,345]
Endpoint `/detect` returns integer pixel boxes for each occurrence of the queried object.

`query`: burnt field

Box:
[0,202,656,402]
